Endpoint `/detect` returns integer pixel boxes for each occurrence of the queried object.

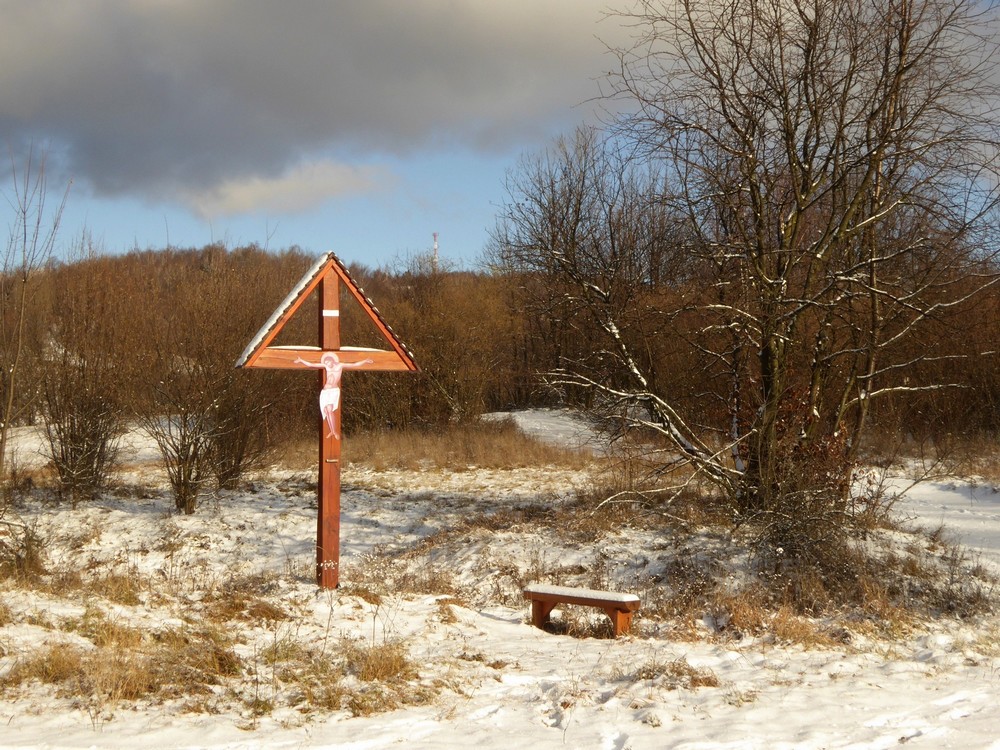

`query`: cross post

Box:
[236,253,417,589]
[318,274,341,587]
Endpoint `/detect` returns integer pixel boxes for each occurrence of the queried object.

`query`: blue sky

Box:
[0,1,630,269]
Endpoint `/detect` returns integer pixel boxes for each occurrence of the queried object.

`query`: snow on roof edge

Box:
[235,253,331,368]
[235,252,417,369]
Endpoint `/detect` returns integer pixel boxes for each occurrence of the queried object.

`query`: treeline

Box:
[4,236,999,512]
[3,243,543,510]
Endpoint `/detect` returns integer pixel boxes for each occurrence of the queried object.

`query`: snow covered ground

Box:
[2,411,1000,749]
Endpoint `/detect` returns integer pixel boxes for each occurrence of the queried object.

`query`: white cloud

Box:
[181,160,393,218]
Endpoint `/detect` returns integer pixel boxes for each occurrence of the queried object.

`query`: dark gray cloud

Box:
[0,0,622,202]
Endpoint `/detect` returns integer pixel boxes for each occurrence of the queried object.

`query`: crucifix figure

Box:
[295,352,374,439]
[236,253,417,589]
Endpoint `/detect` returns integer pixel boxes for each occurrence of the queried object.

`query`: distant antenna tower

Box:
[432,232,439,272]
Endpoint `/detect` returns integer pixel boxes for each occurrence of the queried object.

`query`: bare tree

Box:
[0,148,69,484]
[494,0,1000,564]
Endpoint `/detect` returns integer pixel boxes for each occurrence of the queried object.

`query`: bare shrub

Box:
[124,246,312,511]
[493,0,1000,608]
[145,382,279,511]
[206,370,286,490]
[930,433,1000,485]
[143,407,213,515]
[0,516,45,581]
[41,244,128,506]
[0,453,36,509]
[42,373,122,507]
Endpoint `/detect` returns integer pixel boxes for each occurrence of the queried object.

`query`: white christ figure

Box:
[295,352,374,439]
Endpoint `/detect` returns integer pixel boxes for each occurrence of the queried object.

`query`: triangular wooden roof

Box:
[236,252,417,371]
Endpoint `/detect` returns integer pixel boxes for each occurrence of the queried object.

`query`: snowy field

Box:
[2,411,1000,749]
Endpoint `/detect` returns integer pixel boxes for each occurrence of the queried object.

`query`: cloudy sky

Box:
[0,1,633,267]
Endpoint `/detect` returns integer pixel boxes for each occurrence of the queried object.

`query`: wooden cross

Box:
[236,253,417,588]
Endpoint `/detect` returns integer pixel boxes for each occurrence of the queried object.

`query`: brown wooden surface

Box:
[238,253,417,372]
[339,269,417,369]
[317,276,341,589]
[606,609,634,637]
[239,260,330,369]
[250,347,412,371]
[317,425,341,589]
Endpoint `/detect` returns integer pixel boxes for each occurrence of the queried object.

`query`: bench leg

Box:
[531,599,557,629]
[604,608,633,637]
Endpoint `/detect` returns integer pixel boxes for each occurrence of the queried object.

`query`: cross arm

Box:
[242,346,416,371]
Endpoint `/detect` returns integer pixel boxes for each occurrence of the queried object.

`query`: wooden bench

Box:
[523,584,641,637]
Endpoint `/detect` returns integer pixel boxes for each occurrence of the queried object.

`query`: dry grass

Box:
[1,644,86,688]
[536,606,616,639]
[404,487,671,567]
[11,566,145,609]
[199,573,292,623]
[629,657,720,690]
[341,638,416,682]
[0,622,243,726]
[272,439,321,471]
[205,591,291,624]
[0,461,54,508]
[341,417,593,471]
[276,416,593,472]
[768,606,842,646]
[264,634,432,718]
[435,597,459,624]
[249,633,435,719]
[855,432,1000,491]
[901,433,1000,484]
[85,571,143,606]
[383,463,977,647]
[0,561,438,723]
[281,656,348,712]
[65,605,144,649]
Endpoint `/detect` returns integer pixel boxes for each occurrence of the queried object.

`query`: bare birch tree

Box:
[493,0,1000,563]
